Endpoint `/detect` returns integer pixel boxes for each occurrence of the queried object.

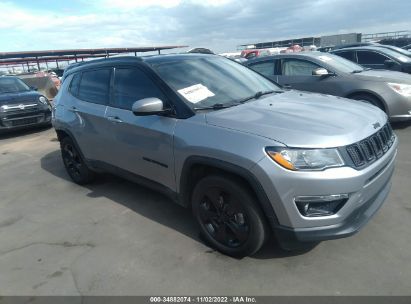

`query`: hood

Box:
[0,90,41,105]
[351,69,411,83]
[205,91,387,148]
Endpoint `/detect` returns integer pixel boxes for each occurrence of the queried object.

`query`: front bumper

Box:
[385,93,411,122]
[251,136,397,248]
[274,174,392,249]
[0,109,51,132]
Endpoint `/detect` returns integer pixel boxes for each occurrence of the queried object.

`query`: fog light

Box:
[295,194,349,217]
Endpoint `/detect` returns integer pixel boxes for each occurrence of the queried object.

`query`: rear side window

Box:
[282,59,320,76]
[112,68,165,110]
[249,61,275,77]
[357,51,388,65]
[69,73,81,96]
[78,69,111,105]
[335,51,356,62]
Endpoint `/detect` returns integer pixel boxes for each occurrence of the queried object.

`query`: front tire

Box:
[60,137,95,185]
[192,175,268,257]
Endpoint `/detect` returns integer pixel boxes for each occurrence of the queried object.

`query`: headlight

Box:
[266,147,344,171]
[39,96,48,105]
[0,105,9,113]
[388,83,411,97]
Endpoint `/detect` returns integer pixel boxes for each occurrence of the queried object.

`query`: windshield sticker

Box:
[177,84,215,103]
[318,55,333,62]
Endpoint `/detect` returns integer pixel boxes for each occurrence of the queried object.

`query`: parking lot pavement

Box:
[0,124,410,296]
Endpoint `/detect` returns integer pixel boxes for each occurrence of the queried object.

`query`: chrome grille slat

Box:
[346,123,395,168]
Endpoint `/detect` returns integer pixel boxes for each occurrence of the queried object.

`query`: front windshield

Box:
[0,77,30,93]
[378,48,411,62]
[150,56,281,108]
[383,45,411,57]
[316,53,365,73]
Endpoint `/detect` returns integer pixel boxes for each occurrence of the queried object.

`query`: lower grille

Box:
[346,123,395,168]
[11,117,38,126]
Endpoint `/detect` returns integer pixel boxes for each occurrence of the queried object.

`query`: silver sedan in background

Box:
[245,52,411,121]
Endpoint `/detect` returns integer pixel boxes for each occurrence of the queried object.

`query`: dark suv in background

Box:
[0,76,52,133]
[331,46,411,73]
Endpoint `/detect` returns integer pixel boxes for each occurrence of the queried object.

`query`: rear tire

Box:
[350,94,385,112]
[60,137,95,185]
[191,174,268,257]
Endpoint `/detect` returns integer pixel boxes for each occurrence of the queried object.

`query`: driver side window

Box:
[282,59,320,76]
[113,67,165,110]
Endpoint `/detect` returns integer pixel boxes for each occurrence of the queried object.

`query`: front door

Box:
[104,66,177,191]
[276,58,324,91]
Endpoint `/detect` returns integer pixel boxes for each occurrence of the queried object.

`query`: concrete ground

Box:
[0,123,410,296]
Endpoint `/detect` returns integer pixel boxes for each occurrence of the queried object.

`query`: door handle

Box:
[107,116,123,123]
[69,106,80,113]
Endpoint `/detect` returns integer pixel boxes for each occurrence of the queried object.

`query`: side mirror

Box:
[30,86,38,91]
[384,59,396,68]
[132,98,171,116]
[312,68,330,76]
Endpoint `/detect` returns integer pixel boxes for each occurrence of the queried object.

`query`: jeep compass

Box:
[53,54,397,257]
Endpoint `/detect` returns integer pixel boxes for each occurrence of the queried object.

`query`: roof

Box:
[142,53,215,64]
[63,53,216,77]
[244,51,338,63]
[331,45,392,52]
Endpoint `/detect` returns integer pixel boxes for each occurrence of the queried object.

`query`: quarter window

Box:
[78,69,111,105]
[113,68,165,110]
[69,73,81,97]
[282,59,320,76]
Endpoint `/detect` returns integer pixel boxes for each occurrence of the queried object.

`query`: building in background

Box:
[238,30,411,50]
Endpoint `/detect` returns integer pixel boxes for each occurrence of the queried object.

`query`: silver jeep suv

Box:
[53,54,397,257]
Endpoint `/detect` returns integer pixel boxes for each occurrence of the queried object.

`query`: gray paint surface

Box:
[0,126,410,295]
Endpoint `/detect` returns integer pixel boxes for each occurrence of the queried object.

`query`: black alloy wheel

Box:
[192,175,268,257]
[60,137,95,185]
[198,186,250,248]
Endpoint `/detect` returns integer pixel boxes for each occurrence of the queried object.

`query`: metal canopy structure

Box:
[0,46,187,71]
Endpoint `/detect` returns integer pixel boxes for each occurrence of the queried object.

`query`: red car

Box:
[240,49,270,59]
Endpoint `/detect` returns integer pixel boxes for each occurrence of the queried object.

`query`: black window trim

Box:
[74,67,113,106]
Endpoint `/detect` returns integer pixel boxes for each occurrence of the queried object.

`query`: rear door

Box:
[67,68,112,162]
[104,66,177,190]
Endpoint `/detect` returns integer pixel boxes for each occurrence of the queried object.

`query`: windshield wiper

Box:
[236,90,283,104]
[193,103,238,111]
[193,90,283,111]
[351,68,371,74]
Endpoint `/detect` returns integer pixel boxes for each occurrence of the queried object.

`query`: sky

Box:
[0,0,410,54]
